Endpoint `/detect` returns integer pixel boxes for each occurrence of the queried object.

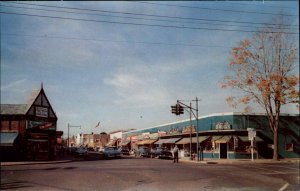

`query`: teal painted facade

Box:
[124,113,300,159]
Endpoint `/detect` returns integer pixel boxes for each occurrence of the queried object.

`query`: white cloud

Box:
[104,64,171,108]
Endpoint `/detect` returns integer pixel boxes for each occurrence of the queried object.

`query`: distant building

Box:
[108,129,136,148]
[76,132,109,149]
[0,86,63,161]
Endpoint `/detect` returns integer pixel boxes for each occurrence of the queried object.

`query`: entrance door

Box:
[220,143,227,159]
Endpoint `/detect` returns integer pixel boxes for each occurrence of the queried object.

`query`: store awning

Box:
[155,138,181,144]
[176,136,209,144]
[238,136,264,142]
[137,140,148,145]
[143,139,157,145]
[212,136,232,143]
[0,132,18,146]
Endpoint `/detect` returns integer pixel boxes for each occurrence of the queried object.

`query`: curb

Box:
[1,160,73,166]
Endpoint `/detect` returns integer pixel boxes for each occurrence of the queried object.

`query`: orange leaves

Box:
[240,96,251,104]
[286,76,299,87]
[230,40,253,66]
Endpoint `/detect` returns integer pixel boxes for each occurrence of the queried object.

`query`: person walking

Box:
[173,145,179,163]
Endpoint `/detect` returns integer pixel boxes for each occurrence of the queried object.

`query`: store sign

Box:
[36,107,48,118]
[215,121,231,130]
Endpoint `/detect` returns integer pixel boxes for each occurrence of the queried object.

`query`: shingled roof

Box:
[0,104,28,115]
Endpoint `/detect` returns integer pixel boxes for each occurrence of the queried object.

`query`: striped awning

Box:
[155,138,181,144]
[176,136,208,144]
[212,136,232,143]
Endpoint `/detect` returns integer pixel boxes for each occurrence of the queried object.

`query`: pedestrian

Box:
[173,145,179,163]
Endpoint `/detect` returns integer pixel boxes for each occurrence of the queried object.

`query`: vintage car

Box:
[137,146,151,157]
[75,147,88,157]
[100,146,121,159]
[158,148,173,160]
[118,148,130,155]
[150,147,163,158]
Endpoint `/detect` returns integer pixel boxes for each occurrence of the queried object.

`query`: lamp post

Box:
[67,123,81,149]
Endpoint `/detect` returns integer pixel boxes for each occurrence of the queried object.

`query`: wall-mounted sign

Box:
[215,121,231,130]
[182,126,196,134]
[36,106,48,118]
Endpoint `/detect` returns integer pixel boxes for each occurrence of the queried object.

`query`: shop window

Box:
[285,143,293,152]
[235,141,251,153]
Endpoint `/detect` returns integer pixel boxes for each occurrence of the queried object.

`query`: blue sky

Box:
[1,1,299,137]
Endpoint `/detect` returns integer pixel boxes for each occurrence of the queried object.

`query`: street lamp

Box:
[67,123,81,149]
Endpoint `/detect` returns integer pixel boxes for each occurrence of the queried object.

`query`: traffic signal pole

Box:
[173,97,200,161]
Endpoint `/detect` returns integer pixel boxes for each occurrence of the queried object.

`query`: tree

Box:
[221,17,299,160]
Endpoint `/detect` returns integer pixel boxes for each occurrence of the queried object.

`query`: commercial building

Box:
[0,86,63,160]
[123,112,299,160]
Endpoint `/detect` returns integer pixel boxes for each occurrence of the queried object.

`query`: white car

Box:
[100,146,121,159]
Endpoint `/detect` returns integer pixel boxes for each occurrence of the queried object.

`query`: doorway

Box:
[220,143,227,159]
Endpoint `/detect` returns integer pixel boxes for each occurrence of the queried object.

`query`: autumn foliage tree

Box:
[222,17,299,160]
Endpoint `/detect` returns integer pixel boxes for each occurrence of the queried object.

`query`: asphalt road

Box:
[1,156,299,191]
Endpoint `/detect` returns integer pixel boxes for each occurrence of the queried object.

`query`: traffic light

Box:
[179,105,184,115]
[171,104,184,115]
[171,105,177,114]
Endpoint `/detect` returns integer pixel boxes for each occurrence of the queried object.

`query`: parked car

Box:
[100,146,121,159]
[158,148,173,160]
[150,147,164,158]
[137,146,151,157]
[75,147,88,157]
[119,148,130,155]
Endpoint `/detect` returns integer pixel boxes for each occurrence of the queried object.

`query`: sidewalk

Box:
[180,158,300,164]
[1,156,299,166]
[1,155,74,166]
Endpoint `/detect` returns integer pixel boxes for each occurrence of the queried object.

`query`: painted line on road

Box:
[278,183,289,191]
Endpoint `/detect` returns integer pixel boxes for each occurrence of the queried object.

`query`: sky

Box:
[1,1,299,137]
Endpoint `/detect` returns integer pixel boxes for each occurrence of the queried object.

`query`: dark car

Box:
[158,148,173,160]
[137,146,150,157]
[119,148,130,155]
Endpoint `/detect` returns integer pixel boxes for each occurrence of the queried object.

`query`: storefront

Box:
[123,112,299,160]
[0,86,63,161]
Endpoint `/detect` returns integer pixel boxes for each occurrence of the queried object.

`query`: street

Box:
[1,156,299,191]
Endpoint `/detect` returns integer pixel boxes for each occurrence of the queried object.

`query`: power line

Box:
[218,1,296,9]
[136,1,298,17]
[1,33,235,49]
[1,11,298,35]
[1,4,298,31]
[2,1,298,27]
[2,33,297,51]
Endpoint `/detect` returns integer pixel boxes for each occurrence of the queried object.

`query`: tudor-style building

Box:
[0,86,63,161]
